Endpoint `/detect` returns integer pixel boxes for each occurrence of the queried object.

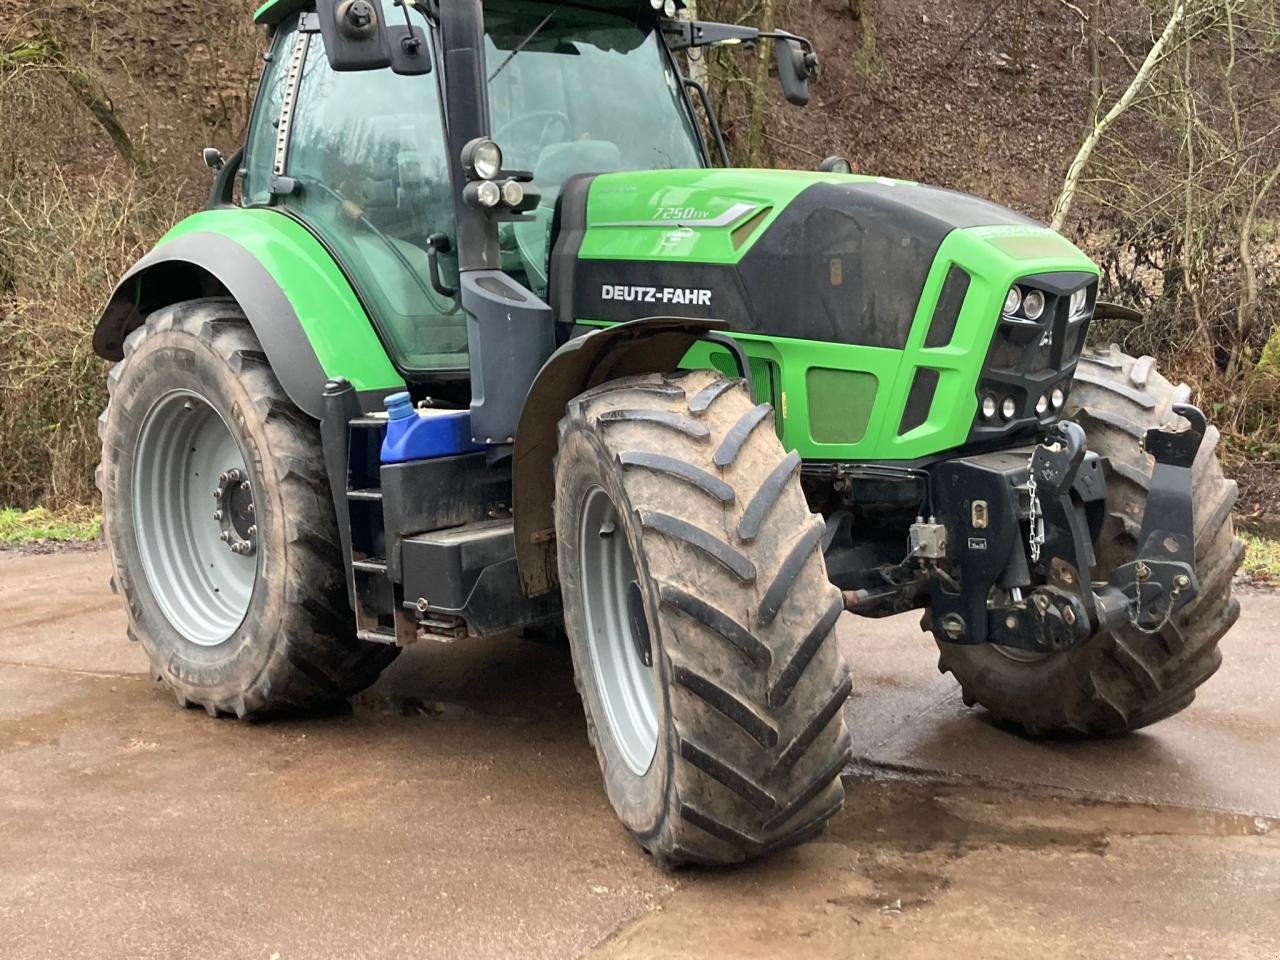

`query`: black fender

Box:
[92,231,330,420]
[512,316,745,597]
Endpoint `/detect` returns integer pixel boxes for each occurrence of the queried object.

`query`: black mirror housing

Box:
[773,33,815,107]
[316,0,392,71]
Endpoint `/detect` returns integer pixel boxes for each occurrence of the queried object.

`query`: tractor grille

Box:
[969,272,1097,444]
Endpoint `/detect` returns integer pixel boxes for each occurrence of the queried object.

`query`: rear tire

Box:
[937,345,1242,736]
[98,298,397,718]
[555,371,853,867]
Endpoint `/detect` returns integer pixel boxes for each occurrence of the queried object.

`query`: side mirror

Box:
[202,148,225,173]
[817,155,852,174]
[773,33,817,107]
[316,0,392,71]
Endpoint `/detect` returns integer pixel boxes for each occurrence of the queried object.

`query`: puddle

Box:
[830,773,1277,860]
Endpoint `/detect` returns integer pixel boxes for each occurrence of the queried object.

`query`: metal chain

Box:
[1128,570,1183,635]
[1025,453,1045,564]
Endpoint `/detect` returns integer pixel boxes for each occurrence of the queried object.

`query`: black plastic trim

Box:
[92,231,329,419]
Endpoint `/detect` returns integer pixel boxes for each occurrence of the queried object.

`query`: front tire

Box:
[98,298,397,718]
[555,371,853,867]
[937,345,1242,736]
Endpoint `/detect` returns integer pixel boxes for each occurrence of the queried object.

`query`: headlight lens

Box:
[1022,289,1046,320]
[476,179,501,208]
[1069,287,1088,318]
[501,179,524,207]
[650,0,663,8]
[1001,396,1017,420]
[981,394,997,419]
[1051,386,1065,409]
[662,0,676,14]
[465,139,503,180]
[1003,286,1022,316]
[1036,394,1049,416]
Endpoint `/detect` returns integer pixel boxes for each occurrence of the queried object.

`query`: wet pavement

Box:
[1,548,1277,959]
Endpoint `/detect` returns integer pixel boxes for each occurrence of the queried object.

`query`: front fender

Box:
[512,316,732,597]
[93,208,404,419]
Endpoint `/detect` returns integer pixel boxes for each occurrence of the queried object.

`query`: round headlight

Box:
[476,179,501,208]
[981,394,997,419]
[1023,289,1046,320]
[650,0,663,8]
[1000,396,1017,420]
[662,0,676,15]
[1035,394,1049,416]
[1003,286,1022,316]
[1069,288,1088,317]
[1051,386,1065,409]
[463,139,503,181]
[501,179,524,207]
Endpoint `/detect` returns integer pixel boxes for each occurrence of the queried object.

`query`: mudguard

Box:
[92,208,404,419]
[511,316,733,597]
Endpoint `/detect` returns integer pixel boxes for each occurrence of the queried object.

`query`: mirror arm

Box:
[681,77,730,168]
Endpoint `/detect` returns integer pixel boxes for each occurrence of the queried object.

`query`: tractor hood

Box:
[548,168,1097,353]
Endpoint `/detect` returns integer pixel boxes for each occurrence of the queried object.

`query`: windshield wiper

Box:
[488,7,560,81]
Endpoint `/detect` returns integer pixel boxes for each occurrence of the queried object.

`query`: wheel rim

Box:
[132,390,257,646]
[991,644,1052,664]
[579,485,659,776]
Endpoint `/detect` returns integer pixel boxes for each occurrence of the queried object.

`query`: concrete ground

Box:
[1,548,1277,960]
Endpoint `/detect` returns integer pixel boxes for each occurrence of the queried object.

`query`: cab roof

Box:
[254,0,661,26]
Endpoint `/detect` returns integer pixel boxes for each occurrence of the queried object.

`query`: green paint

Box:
[160,209,404,394]
[578,168,902,264]
[253,0,308,25]
[806,368,878,444]
[574,170,1098,461]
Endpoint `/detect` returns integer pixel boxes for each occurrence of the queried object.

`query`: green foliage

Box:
[1240,532,1280,586]
[0,506,101,543]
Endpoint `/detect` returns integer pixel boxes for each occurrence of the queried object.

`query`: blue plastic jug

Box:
[380,392,485,464]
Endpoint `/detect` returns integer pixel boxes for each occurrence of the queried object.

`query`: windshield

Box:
[484,0,705,294]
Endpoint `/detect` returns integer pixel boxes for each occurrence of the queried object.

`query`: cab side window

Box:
[242,20,296,206]
[253,4,464,373]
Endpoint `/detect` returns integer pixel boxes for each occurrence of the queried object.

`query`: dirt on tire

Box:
[98,298,397,718]
[937,344,1243,736]
[554,370,853,867]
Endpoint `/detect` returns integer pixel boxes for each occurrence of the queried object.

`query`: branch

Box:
[1051,1,1188,231]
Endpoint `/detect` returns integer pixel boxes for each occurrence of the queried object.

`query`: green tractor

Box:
[93,0,1241,867]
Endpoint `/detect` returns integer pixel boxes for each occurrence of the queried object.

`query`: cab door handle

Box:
[426,232,457,299]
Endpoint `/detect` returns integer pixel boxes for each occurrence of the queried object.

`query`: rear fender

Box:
[512,316,734,597]
[93,209,404,419]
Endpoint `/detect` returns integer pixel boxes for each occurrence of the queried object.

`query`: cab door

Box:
[243,4,465,375]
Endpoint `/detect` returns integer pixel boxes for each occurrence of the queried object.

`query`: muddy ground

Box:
[1,547,1277,959]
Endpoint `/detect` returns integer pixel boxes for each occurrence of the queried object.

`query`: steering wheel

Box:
[492,110,572,164]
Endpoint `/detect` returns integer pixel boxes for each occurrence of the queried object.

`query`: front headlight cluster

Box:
[1003,282,1093,324]
[1002,284,1047,321]
[649,0,681,16]
[979,385,1067,423]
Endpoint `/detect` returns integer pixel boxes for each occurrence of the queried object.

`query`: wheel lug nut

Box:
[247,525,256,537]
[246,503,254,515]
[212,489,222,500]
[240,480,251,492]
[219,472,229,484]
[219,531,231,543]
[213,510,224,521]
[227,469,240,482]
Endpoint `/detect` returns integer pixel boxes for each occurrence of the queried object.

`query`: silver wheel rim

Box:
[132,390,257,646]
[579,485,659,776]
[991,644,1052,663]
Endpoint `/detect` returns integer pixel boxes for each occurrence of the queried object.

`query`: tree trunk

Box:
[746,0,777,168]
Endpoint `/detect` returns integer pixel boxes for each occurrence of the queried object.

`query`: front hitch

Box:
[1095,404,1206,633]
[925,405,1206,653]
